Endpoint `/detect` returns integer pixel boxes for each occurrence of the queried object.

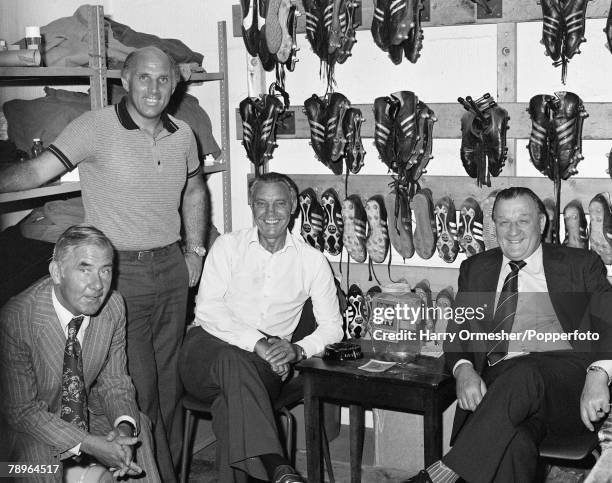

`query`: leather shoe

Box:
[272,464,305,483]
[403,469,434,483]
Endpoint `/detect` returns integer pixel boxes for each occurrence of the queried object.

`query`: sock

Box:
[260,453,292,479]
[426,460,459,483]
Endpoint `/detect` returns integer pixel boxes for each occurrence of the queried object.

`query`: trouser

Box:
[179,327,285,483]
[8,412,160,483]
[116,243,188,483]
[443,352,592,483]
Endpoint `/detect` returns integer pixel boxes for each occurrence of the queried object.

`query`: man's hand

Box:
[455,363,487,411]
[265,339,300,366]
[580,370,611,431]
[184,252,204,287]
[81,434,141,476]
[104,426,143,477]
[254,338,292,381]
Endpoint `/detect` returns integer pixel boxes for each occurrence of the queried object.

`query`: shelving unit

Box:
[232,1,612,290]
[0,6,232,231]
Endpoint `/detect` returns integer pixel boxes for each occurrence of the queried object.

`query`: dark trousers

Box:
[179,327,285,483]
[443,352,592,483]
[116,243,188,483]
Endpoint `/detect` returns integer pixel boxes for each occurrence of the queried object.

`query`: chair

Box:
[179,296,340,483]
[538,430,600,480]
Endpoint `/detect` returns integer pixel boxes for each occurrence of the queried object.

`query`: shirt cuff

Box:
[453,359,473,376]
[588,361,612,385]
[67,443,81,456]
[114,415,138,436]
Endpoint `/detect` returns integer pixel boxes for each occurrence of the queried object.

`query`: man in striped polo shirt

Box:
[0,46,207,481]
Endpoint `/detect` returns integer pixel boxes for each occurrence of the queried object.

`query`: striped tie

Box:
[487,260,526,366]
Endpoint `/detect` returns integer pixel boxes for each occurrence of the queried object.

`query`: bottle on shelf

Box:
[31,138,44,158]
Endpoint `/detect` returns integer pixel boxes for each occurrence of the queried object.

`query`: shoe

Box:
[365,284,382,319]
[259,95,284,163]
[390,91,419,169]
[413,279,433,330]
[551,91,588,180]
[403,469,434,483]
[434,196,459,263]
[258,24,278,71]
[272,464,305,483]
[241,0,260,57]
[388,42,404,64]
[543,197,556,244]
[299,188,325,251]
[563,199,588,249]
[435,286,455,333]
[365,195,390,263]
[304,94,330,168]
[373,96,400,172]
[321,188,344,256]
[483,105,509,177]
[403,0,424,63]
[336,0,360,64]
[539,0,563,61]
[482,189,499,250]
[344,107,366,174]
[412,188,437,259]
[239,97,259,165]
[275,0,298,63]
[410,103,436,182]
[266,0,287,56]
[589,193,612,265]
[284,2,300,71]
[562,0,588,60]
[527,94,554,178]
[457,197,484,256]
[347,284,368,338]
[371,0,391,51]
[460,110,488,187]
[342,194,368,263]
[390,0,415,46]
[326,92,351,171]
[385,192,415,259]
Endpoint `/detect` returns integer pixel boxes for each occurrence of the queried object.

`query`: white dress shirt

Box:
[194,227,343,357]
[52,288,136,455]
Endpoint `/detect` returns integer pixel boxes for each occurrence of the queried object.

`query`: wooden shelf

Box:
[0,67,93,78]
[0,181,81,203]
[232,0,610,37]
[106,70,225,82]
[203,162,228,174]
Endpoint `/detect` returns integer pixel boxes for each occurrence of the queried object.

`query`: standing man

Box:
[180,172,343,482]
[406,187,612,483]
[0,225,160,482]
[0,46,207,480]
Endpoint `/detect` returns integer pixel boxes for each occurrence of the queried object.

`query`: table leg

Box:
[349,404,365,483]
[423,397,443,466]
[304,377,323,483]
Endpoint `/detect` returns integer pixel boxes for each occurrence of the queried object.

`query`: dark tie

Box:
[487,260,526,366]
[61,315,88,431]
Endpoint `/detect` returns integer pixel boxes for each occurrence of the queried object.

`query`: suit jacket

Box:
[0,276,138,459]
[444,244,612,375]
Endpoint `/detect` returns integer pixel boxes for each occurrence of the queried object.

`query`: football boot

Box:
[460,111,488,186]
[299,188,325,251]
[336,0,360,64]
[342,194,368,263]
[562,0,588,60]
[457,197,484,257]
[589,193,612,265]
[403,0,424,64]
[527,94,555,177]
[304,94,330,168]
[434,196,459,263]
[385,192,415,259]
[346,284,368,338]
[373,96,400,172]
[483,105,509,177]
[365,195,390,263]
[258,94,284,164]
[412,188,437,259]
[563,199,588,249]
[550,91,587,180]
[482,189,499,250]
[282,1,301,70]
[241,0,260,57]
[326,92,351,173]
[539,0,563,61]
[389,0,415,46]
[390,91,420,169]
[344,107,366,174]
[239,97,259,165]
[410,102,436,181]
[371,0,392,51]
[321,188,344,255]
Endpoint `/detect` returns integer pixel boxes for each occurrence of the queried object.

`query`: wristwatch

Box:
[295,344,307,362]
[185,244,207,257]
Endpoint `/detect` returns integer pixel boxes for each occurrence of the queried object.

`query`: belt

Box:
[117,242,178,261]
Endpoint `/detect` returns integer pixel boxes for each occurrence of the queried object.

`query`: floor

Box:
[185,444,592,483]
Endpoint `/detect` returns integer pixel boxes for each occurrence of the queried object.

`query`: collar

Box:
[247,226,296,254]
[115,96,178,133]
[501,244,543,275]
[52,287,90,337]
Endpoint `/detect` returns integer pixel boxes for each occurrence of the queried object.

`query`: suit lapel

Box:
[82,310,111,386]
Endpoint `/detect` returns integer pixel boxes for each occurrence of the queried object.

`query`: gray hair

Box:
[248,172,298,209]
[121,47,180,87]
[53,225,114,264]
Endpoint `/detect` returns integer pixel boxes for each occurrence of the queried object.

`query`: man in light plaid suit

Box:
[0,225,160,482]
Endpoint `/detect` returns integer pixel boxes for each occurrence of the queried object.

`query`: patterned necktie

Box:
[61,315,88,430]
[487,260,526,366]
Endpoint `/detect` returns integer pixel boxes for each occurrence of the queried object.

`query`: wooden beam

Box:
[236,102,612,140]
[232,1,610,37]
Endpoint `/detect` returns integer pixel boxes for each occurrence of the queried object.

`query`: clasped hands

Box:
[255,337,300,381]
[81,423,142,478]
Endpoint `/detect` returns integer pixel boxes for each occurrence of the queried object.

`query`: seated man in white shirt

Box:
[406,187,612,483]
[0,225,160,482]
[179,172,343,483]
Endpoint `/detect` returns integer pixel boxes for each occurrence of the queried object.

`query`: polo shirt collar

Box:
[115,96,178,133]
[248,226,296,254]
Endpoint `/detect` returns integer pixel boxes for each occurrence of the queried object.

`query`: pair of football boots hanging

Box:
[303,0,361,84]
[434,196,485,263]
[539,0,588,83]
[527,91,588,182]
[459,93,510,188]
[239,90,287,176]
[298,187,345,255]
[371,0,425,64]
[241,0,301,71]
[304,92,365,175]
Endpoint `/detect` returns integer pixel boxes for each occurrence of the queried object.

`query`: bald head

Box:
[121,46,180,88]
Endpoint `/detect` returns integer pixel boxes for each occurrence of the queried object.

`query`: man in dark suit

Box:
[406,187,612,483]
[0,225,160,482]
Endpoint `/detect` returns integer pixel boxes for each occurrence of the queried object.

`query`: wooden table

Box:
[299,354,455,482]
